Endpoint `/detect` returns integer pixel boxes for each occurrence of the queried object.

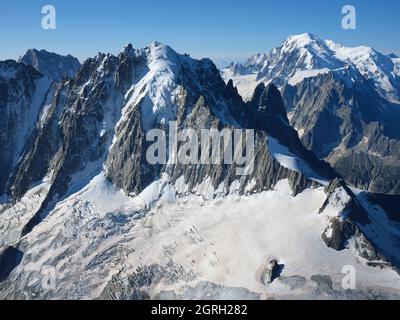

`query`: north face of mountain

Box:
[19,49,81,81]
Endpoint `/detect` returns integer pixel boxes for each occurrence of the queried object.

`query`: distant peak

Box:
[285,33,322,44]
[19,48,81,81]
[150,41,165,48]
[124,43,134,50]
[324,39,341,49]
[21,48,78,60]
[146,41,174,53]
[24,48,39,54]
[120,43,135,57]
[290,32,317,39]
[279,33,334,59]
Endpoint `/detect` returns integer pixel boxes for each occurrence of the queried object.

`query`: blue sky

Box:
[0,0,399,63]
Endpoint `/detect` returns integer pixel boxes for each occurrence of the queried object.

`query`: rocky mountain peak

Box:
[258,83,289,122]
[0,59,43,82]
[19,49,81,81]
[119,43,135,59]
[250,82,266,101]
[283,33,326,49]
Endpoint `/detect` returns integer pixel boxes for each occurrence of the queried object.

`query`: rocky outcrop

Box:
[281,69,400,195]
[322,217,356,251]
[261,259,281,285]
[319,179,390,266]
[0,246,23,282]
[0,60,52,197]
[15,53,129,235]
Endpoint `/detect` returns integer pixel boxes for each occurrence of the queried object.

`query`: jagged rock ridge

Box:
[0,42,399,299]
[19,49,81,81]
[222,33,400,195]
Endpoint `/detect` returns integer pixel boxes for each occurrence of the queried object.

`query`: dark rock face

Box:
[104,56,324,198]
[322,217,356,251]
[19,49,81,81]
[164,81,329,198]
[0,60,52,197]
[320,179,363,251]
[333,148,400,195]
[281,69,400,195]
[261,259,283,285]
[9,82,67,200]
[320,178,371,225]
[105,102,148,196]
[248,83,338,185]
[13,53,129,234]
[257,83,288,122]
[318,179,396,268]
[367,193,400,222]
[0,246,23,282]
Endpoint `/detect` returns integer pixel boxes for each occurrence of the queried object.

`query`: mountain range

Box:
[0,37,400,299]
[222,33,400,196]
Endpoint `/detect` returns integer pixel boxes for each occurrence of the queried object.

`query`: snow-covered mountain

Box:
[19,49,81,81]
[282,66,400,195]
[223,33,400,103]
[1,42,400,300]
[325,40,400,103]
[222,33,400,195]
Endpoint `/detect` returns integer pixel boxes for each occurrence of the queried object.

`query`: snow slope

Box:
[268,137,328,185]
[2,174,399,299]
[326,40,400,102]
[288,68,331,86]
[120,42,182,132]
